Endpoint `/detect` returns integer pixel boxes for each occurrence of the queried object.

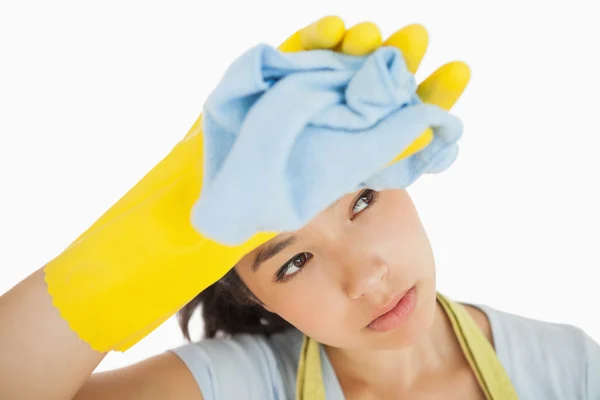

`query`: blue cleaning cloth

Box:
[191,44,463,245]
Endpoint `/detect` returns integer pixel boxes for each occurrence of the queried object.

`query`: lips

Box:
[367,285,417,332]
[372,289,410,320]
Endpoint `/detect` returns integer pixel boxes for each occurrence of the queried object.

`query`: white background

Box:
[1,0,599,374]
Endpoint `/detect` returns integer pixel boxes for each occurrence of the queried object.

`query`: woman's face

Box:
[235,188,438,350]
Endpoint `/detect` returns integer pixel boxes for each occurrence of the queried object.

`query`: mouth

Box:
[367,285,417,333]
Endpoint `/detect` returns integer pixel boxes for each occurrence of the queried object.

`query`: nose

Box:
[341,248,389,300]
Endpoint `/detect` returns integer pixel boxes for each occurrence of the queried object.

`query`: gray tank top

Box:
[171,302,600,399]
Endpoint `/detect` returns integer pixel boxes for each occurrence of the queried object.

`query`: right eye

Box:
[275,252,313,283]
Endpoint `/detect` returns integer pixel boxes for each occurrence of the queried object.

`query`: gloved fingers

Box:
[387,127,434,165]
[417,61,471,111]
[383,23,428,75]
[379,24,432,164]
[337,22,383,56]
[388,61,470,163]
[278,15,346,53]
[388,62,470,164]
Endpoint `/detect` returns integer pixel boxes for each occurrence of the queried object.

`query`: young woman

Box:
[1,17,598,400]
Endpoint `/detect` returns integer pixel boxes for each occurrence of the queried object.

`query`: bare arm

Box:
[74,352,203,400]
[0,268,204,400]
[0,268,105,399]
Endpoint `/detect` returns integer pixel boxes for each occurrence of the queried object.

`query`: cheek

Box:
[377,192,423,236]
[368,196,428,256]
[270,274,338,331]
[264,271,352,344]
[387,193,431,248]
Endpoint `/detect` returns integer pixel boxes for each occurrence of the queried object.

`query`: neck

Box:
[324,300,463,394]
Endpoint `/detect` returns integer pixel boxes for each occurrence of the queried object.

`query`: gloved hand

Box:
[192,43,464,244]
[43,16,470,352]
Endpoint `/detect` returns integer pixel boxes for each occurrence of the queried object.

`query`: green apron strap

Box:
[296,333,326,400]
[436,293,519,400]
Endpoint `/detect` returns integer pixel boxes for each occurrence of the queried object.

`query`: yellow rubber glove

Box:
[44,16,470,352]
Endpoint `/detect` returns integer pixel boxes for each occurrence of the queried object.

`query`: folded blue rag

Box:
[191,44,463,245]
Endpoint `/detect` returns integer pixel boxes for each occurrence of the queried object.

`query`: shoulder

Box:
[169,328,303,400]
[473,302,600,399]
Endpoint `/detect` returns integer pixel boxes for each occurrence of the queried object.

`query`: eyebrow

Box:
[251,235,298,272]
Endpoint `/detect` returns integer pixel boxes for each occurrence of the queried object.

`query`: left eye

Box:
[352,189,378,215]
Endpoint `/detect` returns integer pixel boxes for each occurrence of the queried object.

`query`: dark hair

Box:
[177,268,293,340]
